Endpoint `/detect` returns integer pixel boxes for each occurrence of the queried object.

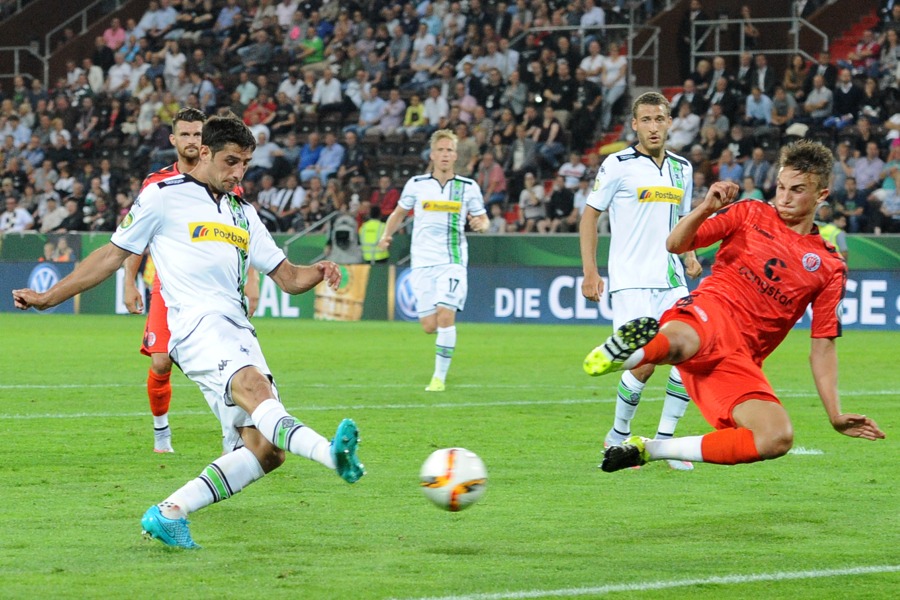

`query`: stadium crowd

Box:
[2,0,900,241]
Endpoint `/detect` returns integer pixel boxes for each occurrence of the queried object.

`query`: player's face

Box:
[773,167,829,227]
[431,138,458,175]
[170,120,203,164]
[632,104,670,157]
[203,143,252,194]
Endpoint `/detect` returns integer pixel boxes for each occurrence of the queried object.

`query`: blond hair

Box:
[429,128,458,150]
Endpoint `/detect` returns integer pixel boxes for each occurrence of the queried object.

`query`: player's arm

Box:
[13,243,132,310]
[667,181,740,254]
[579,205,604,302]
[244,267,260,317]
[810,337,885,441]
[377,205,410,250]
[467,212,490,232]
[123,251,145,314]
[682,250,702,278]
[267,259,341,295]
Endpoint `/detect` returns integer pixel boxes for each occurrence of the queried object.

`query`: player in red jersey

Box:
[124,107,259,453]
[584,140,885,471]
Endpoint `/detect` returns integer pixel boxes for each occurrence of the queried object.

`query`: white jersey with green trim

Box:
[585,144,693,293]
[111,174,285,349]
[399,173,487,269]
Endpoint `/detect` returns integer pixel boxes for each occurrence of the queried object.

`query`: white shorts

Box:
[170,314,277,451]
[411,264,468,316]
[610,287,689,329]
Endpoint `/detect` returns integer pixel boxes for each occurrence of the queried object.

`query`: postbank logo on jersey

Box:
[421,200,460,212]
[637,186,683,204]
[189,222,249,251]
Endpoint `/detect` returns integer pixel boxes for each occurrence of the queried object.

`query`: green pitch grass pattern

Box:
[0,315,896,598]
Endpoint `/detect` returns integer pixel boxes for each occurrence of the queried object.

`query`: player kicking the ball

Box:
[14,114,364,548]
[123,107,259,453]
[584,140,884,472]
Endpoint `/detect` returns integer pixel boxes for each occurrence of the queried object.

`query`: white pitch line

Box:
[398,565,900,600]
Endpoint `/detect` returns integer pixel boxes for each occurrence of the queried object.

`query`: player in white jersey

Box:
[579,91,702,471]
[378,129,490,391]
[13,115,364,548]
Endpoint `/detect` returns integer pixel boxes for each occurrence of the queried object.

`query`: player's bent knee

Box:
[150,353,173,374]
[757,428,794,459]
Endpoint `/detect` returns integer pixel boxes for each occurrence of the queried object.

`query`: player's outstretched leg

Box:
[331,418,365,483]
[584,317,659,376]
[600,436,650,472]
[148,367,174,453]
[657,367,694,471]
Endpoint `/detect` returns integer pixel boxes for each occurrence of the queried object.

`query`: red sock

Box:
[700,428,761,464]
[147,369,171,417]
[635,332,671,368]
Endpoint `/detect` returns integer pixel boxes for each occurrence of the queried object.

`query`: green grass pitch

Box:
[0,313,897,599]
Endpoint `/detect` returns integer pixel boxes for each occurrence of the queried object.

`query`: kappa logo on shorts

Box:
[218,359,231,372]
[239,345,249,355]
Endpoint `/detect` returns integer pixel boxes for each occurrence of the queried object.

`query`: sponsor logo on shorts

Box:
[692,305,708,322]
[421,200,461,212]
[801,253,821,272]
[636,186,683,204]
[189,222,250,251]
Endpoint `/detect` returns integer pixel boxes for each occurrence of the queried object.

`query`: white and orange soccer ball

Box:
[419,447,487,512]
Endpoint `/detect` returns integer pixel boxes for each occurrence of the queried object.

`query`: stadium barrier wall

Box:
[2,233,900,330]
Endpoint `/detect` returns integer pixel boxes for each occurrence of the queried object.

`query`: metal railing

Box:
[0,45,47,86]
[690,17,829,70]
[44,0,128,60]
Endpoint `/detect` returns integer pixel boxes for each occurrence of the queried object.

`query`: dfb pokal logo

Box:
[395,268,418,321]
[27,264,61,313]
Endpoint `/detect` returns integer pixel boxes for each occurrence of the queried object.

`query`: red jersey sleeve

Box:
[689,200,753,250]
[810,262,847,339]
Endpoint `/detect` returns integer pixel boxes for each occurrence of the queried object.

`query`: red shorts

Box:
[660,295,780,429]
[140,275,171,356]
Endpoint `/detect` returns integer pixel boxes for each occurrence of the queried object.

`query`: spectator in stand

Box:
[52,197,85,233]
[671,79,706,117]
[833,175,868,233]
[91,36,115,74]
[825,68,865,129]
[370,88,406,137]
[188,71,217,115]
[345,86,386,137]
[533,104,566,170]
[312,68,344,119]
[38,195,67,234]
[724,124,754,164]
[538,175,576,233]
[475,152,507,208]
[668,102,701,152]
[423,84,449,133]
[783,53,809,101]
[0,196,33,232]
[847,115,878,156]
[398,94,427,137]
[688,143,715,182]
[213,0,242,38]
[678,0,709,81]
[717,148,743,184]
[579,39,604,86]
[103,18,127,52]
[753,53,777,97]
[233,29,274,75]
[272,173,307,232]
[872,169,900,232]
[518,171,545,232]
[690,170,709,210]
[843,29,881,77]
[218,12,250,59]
[743,86,773,127]
[770,85,798,134]
[831,140,856,192]
[297,131,322,176]
[740,175,765,201]
[369,175,400,220]
[105,52,132,100]
[689,59,713,99]
[245,129,283,183]
[743,147,771,190]
[803,50,838,98]
[558,151,586,190]
[599,41,628,131]
[336,130,367,189]
[855,140,886,193]
[300,131,344,185]
[702,102,731,139]
[802,74,833,126]
[498,69,528,118]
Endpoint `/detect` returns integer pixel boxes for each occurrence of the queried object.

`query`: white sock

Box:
[612,370,645,435]
[153,414,169,429]
[621,348,645,371]
[644,435,704,463]
[657,367,690,437]
[433,326,456,381]
[160,447,265,517]
[251,399,335,468]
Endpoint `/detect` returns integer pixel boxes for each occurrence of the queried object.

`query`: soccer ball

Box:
[419,448,487,512]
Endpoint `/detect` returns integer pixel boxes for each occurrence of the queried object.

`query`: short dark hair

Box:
[172,107,206,128]
[779,140,834,192]
[632,91,671,119]
[202,113,256,154]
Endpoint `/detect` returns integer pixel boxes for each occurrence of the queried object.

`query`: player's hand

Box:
[317,260,342,289]
[245,290,260,318]
[376,236,392,251]
[703,181,740,212]
[831,413,885,441]
[468,213,489,233]
[581,272,604,302]
[684,254,702,279]
[12,288,46,311]
[124,282,143,314]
